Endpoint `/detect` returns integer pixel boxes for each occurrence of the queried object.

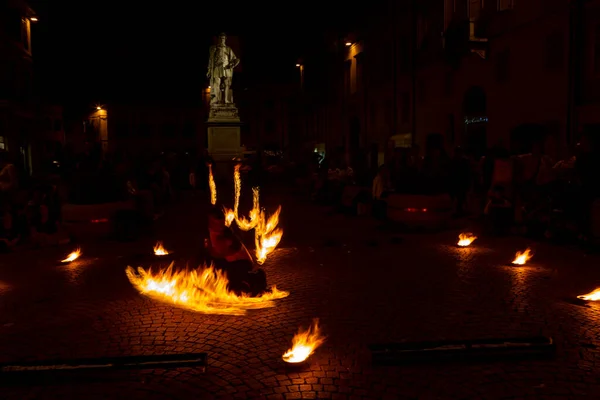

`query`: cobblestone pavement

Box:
[2,186,600,399]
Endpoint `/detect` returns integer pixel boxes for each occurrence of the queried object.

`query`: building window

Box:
[545,31,564,71]
[0,136,5,150]
[401,92,410,123]
[496,49,510,82]
[497,0,514,11]
[469,0,483,21]
[444,0,456,31]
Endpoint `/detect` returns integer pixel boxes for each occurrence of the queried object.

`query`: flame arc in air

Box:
[125,263,289,315]
[208,164,217,205]
[218,165,282,264]
[282,319,326,363]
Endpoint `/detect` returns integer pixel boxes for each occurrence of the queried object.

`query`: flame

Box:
[236,187,260,231]
[255,206,283,264]
[216,168,283,263]
[223,206,235,227]
[208,164,217,205]
[153,241,169,256]
[282,319,326,363]
[234,164,241,217]
[457,233,477,247]
[61,248,81,263]
[125,263,289,315]
[512,248,533,265]
[578,288,600,301]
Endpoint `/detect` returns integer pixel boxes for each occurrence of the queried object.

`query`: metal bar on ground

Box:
[0,353,208,373]
[370,336,554,364]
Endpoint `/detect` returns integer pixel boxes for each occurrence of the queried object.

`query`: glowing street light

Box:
[296,64,301,67]
[30,16,38,22]
[96,106,102,110]
[345,42,352,47]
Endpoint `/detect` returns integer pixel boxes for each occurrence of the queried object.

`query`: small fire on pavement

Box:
[208,164,217,206]
[125,263,289,315]
[457,233,477,247]
[512,248,533,265]
[220,164,283,264]
[153,241,169,256]
[578,288,600,301]
[61,248,81,263]
[282,319,325,364]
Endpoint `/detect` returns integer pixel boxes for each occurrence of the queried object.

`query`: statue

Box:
[207,33,240,106]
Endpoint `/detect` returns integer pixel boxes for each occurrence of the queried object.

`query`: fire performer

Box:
[203,207,268,296]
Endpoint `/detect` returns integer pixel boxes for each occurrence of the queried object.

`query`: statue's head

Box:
[218,33,227,45]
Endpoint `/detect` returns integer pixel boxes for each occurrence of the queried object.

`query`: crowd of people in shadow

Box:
[299,133,600,245]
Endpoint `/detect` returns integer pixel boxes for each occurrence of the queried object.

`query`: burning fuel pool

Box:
[61,248,81,263]
[153,241,169,256]
[125,263,289,315]
[512,248,533,265]
[282,319,325,363]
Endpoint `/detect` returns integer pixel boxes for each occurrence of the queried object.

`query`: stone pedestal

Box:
[207,104,242,180]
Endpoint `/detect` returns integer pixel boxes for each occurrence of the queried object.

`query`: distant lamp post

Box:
[296,64,301,67]
[96,106,102,110]
[30,16,38,22]
[345,42,352,47]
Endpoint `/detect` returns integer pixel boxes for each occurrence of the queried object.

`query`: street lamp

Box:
[29,16,38,22]
[296,63,301,67]
[96,106,102,110]
[345,42,352,47]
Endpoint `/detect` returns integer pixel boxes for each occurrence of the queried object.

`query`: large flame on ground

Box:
[457,233,477,247]
[61,248,81,263]
[153,241,169,256]
[125,263,289,315]
[512,248,533,265]
[282,319,326,363]
[578,288,600,301]
[220,164,282,264]
[208,164,217,206]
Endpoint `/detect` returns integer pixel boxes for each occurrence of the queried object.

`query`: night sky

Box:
[28,0,361,108]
